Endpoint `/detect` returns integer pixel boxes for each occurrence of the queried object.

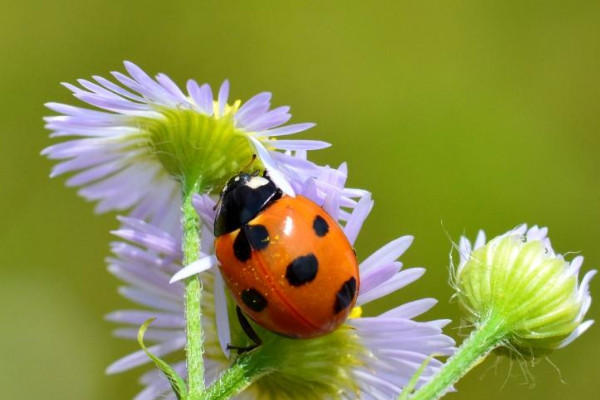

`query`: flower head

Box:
[43,61,327,224]
[107,166,454,399]
[454,225,596,356]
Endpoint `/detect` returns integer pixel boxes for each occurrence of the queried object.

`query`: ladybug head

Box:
[214,171,282,236]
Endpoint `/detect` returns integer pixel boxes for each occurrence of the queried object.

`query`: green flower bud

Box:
[454,225,595,357]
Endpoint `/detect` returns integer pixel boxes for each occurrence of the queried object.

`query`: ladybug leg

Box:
[226,306,263,354]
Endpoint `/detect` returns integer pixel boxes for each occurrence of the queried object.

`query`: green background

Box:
[1,1,598,399]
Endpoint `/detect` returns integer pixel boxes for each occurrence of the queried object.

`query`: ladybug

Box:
[214,171,360,340]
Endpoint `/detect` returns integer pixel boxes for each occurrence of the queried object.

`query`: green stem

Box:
[410,314,508,400]
[201,353,269,400]
[182,180,205,399]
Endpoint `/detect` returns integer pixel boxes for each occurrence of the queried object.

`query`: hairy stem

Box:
[182,180,205,398]
[410,315,507,400]
[201,352,269,400]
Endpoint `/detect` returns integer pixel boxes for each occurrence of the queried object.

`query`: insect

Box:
[214,171,360,342]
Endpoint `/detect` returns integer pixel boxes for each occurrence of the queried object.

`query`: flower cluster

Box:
[106,179,455,399]
[44,62,455,399]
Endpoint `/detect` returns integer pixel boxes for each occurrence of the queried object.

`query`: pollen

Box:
[349,306,362,319]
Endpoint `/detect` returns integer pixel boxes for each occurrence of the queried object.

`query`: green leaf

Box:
[398,355,434,400]
[138,318,188,400]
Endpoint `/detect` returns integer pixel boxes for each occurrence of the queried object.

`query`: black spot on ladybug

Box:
[241,288,268,312]
[245,224,270,250]
[313,215,329,237]
[334,277,357,314]
[286,254,319,286]
[233,224,270,262]
[233,228,252,262]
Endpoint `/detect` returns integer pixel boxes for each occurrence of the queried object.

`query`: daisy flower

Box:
[106,168,454,400]
[42,61,327,227]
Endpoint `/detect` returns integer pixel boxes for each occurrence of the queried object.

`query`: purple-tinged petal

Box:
[359,262,402,297]
[566,255,584,277]
[186,80,212,115]
[321,182,341,221]
[50,151,123,177]
[66,159,126,186]
[61,82,87,95]
[343,193,374,245]
[243,106,291,131]
[118,287,181,312]
[360,236,413,273]
[45,102,122,119]
[214,270,231,357]
[234,92,271,124]
[78,78,131,99]
[41,138,132,159]
[123,61,177,104]
[156,73,189,104]
[255,122,315,137]
[380,298,438,319]
[218,80,229,117]
[108,264,182,301]
[74,92,150,112]
[298,177,318,201]
[93,75,146,102]
[198,83,214,116]
[105,337,186,373]
[111,71,161,102]
[118,216,178,241]
[113,328,182,342]
[105,310,185,328]
[111,227,180,256]
[267,139,331,151]
[357,268,425,305]
[193,194,217,228]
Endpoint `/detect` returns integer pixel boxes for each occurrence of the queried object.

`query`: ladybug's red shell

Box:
[214,175,359,339]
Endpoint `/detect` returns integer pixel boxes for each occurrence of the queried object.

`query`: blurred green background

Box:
[1,1,598,399]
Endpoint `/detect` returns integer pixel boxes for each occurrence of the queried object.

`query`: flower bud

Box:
[454,225,595,356]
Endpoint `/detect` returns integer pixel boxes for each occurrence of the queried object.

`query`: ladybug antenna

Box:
[242,154,257,172]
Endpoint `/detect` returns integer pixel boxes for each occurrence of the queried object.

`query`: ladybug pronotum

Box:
[214,172,360,339]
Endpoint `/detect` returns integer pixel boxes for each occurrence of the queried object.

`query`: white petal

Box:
[248,136,295,196]
[557,320,594,349]
[170,255,218,283]
[473,230,486,249]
